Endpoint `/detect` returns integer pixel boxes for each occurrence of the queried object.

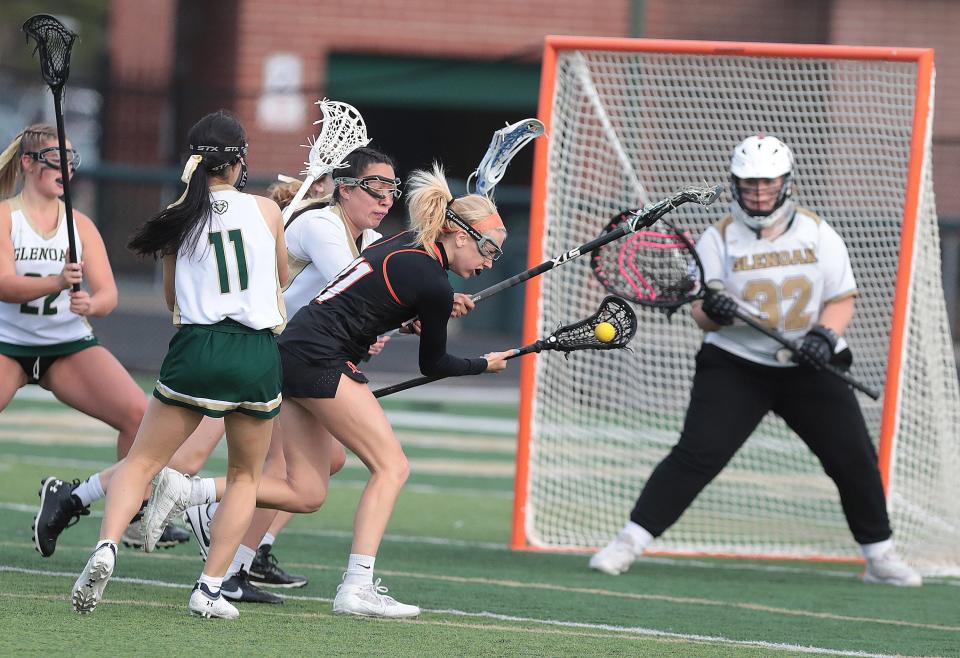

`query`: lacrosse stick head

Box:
[624,183,723,231]
[592,214,703,313]
[22,14,78,92]
[469,118,545,198]
[542,295,637,353]
[301,99,372,179]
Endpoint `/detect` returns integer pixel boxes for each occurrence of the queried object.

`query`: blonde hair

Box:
[0,124,59,199]
[406,162,499,255]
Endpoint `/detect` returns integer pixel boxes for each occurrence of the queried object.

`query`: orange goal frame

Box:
[511,35,936,553]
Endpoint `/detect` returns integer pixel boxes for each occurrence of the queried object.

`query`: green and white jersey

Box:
[0,196,91,346]
[173,186,285,332]
[697,207,857,367]
[282,205,381,313]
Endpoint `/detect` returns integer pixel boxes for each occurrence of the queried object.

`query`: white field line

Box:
[1,542,957,632]
[0,567,924,658]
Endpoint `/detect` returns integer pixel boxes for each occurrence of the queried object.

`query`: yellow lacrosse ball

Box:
[594,321,616,343]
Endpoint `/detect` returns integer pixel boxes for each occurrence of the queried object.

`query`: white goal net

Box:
[516,38,960,574]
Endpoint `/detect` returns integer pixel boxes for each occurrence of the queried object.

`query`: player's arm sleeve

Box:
[696,226,726,285]
[412,276,488,378]
[299,219,356,284]
[820,223,857,302]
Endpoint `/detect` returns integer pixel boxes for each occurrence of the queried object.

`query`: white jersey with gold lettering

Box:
[173,186,285,331]
[0,197,91,345]
[282,205,381,313]
[697,207,856,367]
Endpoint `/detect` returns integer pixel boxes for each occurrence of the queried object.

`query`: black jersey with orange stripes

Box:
[278,230,488,377]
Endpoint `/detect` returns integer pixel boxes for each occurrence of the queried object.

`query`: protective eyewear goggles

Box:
[26,146,81,171]
[444,207,504,262]
[336,175,402,200]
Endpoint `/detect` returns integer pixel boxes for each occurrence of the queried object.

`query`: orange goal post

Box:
[512,36,960,574]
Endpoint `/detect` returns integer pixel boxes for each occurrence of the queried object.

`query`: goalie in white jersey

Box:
[71,110,288,620]
[590,135,921,586]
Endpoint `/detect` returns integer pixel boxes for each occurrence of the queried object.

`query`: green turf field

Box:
[1,387,957,657]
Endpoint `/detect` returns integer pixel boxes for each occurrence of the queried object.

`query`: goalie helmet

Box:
[729,135,796,232]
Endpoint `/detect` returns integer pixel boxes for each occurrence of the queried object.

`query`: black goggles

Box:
[26,147,81,170]
[336,175,402,200]
[444,207,503,262]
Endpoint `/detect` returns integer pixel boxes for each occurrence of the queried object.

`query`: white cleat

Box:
[143,467,194,553]
[182,504,213,561]
[333,579,420,619]
[863,549,922,587]
[189,584,239,619]
[589,532,640,576]
[71,542,116,614]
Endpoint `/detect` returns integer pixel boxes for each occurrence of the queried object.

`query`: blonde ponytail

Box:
[0,124,59,200]
[406,162,454,253]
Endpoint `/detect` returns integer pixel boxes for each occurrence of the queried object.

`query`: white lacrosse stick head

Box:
[469,118,545,198]
[301,99,372,179]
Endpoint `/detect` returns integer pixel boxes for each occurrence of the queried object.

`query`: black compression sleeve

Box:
[415,282,488,378]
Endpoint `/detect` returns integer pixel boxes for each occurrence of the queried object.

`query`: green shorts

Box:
[0,336,99,384]
[153,320,282,419]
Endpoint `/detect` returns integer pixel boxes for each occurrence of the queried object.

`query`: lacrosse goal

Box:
[513,36,960,574]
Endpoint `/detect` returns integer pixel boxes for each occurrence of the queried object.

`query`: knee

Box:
[294,484,328,513]
[376,453,410,488]
[122,396,148,435]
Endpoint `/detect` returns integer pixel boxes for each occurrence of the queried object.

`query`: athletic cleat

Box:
[122,519,191,550]
[589,532,641,576]
[32,476,89,557]
[333,578,420,618]
[863,549,923,587]
[189,582,239,619]
[249,544,307,589]
[142,467,195,552]
[71,542,116,614]
[183,504,213,561]
[221,569,283,604]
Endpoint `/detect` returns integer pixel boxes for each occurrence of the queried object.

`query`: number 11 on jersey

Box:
[209,229,248,293]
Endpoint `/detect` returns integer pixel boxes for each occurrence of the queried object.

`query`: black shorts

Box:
[0,337,100,385]
[280,347,368,399]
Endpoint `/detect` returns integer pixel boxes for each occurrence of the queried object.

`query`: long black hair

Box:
[332,146,396,203]
[128,110,247,257]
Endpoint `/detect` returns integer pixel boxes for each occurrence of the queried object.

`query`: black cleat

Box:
[221,569,283,604]
[249,544,308,589]
[32,476,89,557]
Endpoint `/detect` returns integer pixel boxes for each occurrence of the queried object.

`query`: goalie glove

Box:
[700,287,738,326]
[795,324,839,371]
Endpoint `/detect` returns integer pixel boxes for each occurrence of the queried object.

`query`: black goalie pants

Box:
[630,343,892,545]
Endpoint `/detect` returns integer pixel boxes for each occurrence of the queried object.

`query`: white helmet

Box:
[729,135,795,232]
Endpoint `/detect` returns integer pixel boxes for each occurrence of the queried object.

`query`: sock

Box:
[207,502,219,519]
[860,538,894,561]
[197,572,223,597]
[260,532,276,549]
[95,539,118,558]
[226,544,257,579]
[72,473,105,507]
[343,554,375,587]
[191,478,217,506]
[623,521,654,554]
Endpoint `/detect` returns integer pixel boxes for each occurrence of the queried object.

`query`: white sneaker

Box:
[333,578,420,618]
[183,504,213,561]
[864,549,922,587]
[189,584,239,619]
[143,467,194,553]
[71,542,116,614]
[589,532,640,575]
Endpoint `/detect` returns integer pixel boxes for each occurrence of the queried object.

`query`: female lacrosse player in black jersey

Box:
[147,162,513,617]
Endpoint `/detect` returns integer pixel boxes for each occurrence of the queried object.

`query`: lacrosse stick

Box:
[467,118,545,198]
[282,99,371,221]
[22,15,80,291]
[373,295,637,398]
[590,214,880,400]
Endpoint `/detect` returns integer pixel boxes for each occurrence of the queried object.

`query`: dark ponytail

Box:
[128,110,246,257]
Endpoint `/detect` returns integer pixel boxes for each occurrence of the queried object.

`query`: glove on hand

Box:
[795,324,839,370]
[701,288,738,326]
